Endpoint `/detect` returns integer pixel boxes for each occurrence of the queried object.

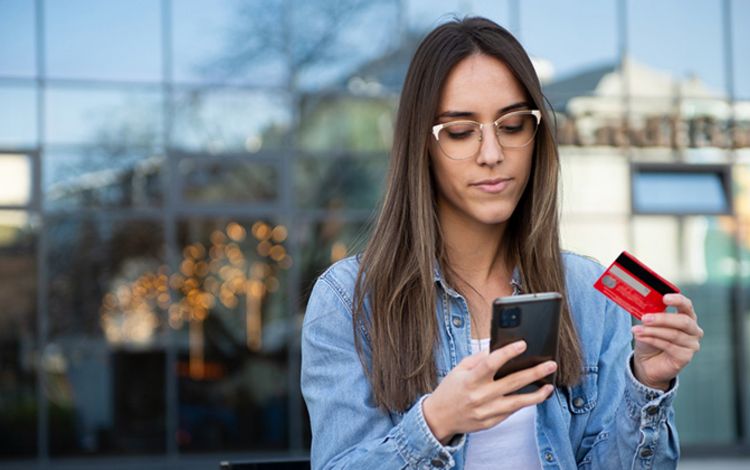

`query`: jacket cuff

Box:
[391,394,465,469]
[623,352,678,426]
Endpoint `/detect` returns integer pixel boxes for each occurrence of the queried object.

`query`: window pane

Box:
[175,218,292,451]
[171,0,286,86]
[298,219,369,302]
[43,149,163,210]
[628,0,725,96]
[633,216,738,445]
[732,0,750,99]
[522,0,617,83]
[0,153,32,206]
[179,158,279,204]
[46,217,166,455]
[559,149,629,215]
[0,211,37,458]
[560,217,629,266]
[407,0,509,33]
[45,87,163,147]
[171,89,291,153]
[294,155,386,210]
[633,170,730,215]
[44,0,161,82]
[298,96,395,152]
[0,86,37,147]
[0,0,36,77]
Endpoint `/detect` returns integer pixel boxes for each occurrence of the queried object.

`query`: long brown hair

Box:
[353,16,582,412]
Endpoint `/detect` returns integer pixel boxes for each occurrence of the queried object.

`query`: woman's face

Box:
[429,53,535,229]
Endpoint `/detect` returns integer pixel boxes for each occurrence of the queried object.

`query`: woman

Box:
[301,17,702,469]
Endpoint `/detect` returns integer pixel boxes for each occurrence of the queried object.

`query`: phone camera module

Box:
[500,307,522,328]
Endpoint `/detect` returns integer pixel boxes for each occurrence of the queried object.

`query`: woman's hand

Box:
[422,340,555,444]
[632,293,704,391]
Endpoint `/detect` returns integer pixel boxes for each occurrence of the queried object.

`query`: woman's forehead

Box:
[437,53,527,116]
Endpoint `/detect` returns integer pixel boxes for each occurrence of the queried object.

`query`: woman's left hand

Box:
[631,293,704,391]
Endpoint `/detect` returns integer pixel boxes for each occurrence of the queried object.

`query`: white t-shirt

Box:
[464,338,543,470]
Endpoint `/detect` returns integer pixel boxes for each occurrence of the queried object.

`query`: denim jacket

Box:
[301,252,679,469]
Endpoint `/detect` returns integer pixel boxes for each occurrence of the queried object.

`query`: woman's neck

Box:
[438,204,512,287]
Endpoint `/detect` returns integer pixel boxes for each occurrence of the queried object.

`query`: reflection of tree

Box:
[205,0,390,89]
[99,221,291,380]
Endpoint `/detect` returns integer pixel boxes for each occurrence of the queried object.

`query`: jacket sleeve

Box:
[580,297,680,469]
[300,275,465,470]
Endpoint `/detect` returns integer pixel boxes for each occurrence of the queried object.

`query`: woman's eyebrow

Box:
[436,101,531,120]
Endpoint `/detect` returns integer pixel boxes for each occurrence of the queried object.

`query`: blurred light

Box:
[257,240,271,257]
[210,230,226,246]
[266,276,279,293]
[279,255,293,270]
[271,225,288,242]
[252,221,271,240]
[269,244,286,261]
[227,222,247,242]
[331,241,347,262]
[244,134,263,153]
[0,154,31,206]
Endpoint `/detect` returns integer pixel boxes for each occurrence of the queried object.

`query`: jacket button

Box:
[640,448,654,458]
[573,397,585,408]
[544,452,554,462]
[646,405,659,415]
[431,457,446,467]
[451,316,464,328]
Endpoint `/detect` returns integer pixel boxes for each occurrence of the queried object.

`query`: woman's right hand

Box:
[422,340,556,444]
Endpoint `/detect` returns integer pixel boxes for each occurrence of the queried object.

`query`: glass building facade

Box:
[0,0,748,467]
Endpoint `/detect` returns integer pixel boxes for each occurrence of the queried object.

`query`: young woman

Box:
[301,17,703,470]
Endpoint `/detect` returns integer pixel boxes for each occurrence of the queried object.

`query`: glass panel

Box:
[298,96,395,152]
[43,148,163,210]
[0,86,37,147]
[407,0,509,33]
[559,149,629,215]
[290,0,400,91]
[736,102,750,150]
[171,89,291,153]
[732,0,750,99]
[633,171,729,215]
[560,217,629,267]
[628,0,725,96]
[298,219,370,304]
[0,153,32,206]
[294,155,387,210]
[175,218,292,451]
[179,158,279,204]
[522,0,616,83]
[44,0,161,82]
[632,216,737,445]
[46,217,166,455]
[0,0,36,77]
[171,0,286,86]
[45,87,163,147]
[0,211,37,458]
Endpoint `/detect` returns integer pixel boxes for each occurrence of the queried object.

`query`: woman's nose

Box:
[476,126,505,166]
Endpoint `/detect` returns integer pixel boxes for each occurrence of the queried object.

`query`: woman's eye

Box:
[499,123,523,134]
[447,130,474,140]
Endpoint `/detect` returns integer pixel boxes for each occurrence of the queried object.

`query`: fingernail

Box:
[545,361,557,372]
[514,340,527,352]
[643,315,654,323]
[544,384,554,393]
[632,325,644,334]
[664,294,677,302]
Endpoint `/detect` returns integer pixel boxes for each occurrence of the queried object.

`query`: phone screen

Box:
[490,292,562,393]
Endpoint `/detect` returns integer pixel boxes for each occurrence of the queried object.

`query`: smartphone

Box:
[490,292,562,393]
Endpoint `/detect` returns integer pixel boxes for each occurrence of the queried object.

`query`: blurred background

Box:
[0,0,749,468]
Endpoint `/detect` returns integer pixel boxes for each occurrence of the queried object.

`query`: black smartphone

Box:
[490,292,562,393]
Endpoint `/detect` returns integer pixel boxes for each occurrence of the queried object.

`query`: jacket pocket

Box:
[565,367,598,414]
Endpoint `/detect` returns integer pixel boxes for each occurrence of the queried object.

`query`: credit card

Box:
[594,251,680,320]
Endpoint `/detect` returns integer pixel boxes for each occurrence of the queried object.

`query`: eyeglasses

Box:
[431,109,542,160]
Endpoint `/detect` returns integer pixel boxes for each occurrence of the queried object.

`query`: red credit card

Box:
[594,251,680,320]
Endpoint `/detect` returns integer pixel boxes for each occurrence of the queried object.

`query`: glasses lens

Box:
[496,112,539,148]
[437,122,481,160]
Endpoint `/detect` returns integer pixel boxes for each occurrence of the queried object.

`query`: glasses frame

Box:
[431,109,542,160]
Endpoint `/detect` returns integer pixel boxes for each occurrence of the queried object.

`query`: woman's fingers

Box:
[663,293,697,319]
[480,384,554,426]
[641,313,703,338]
[634,335,696,364]
[493,360,557,395]
[470,340,527,381]
[633,325,701,351]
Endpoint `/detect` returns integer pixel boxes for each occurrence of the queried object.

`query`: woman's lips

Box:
[471,178,512,193]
